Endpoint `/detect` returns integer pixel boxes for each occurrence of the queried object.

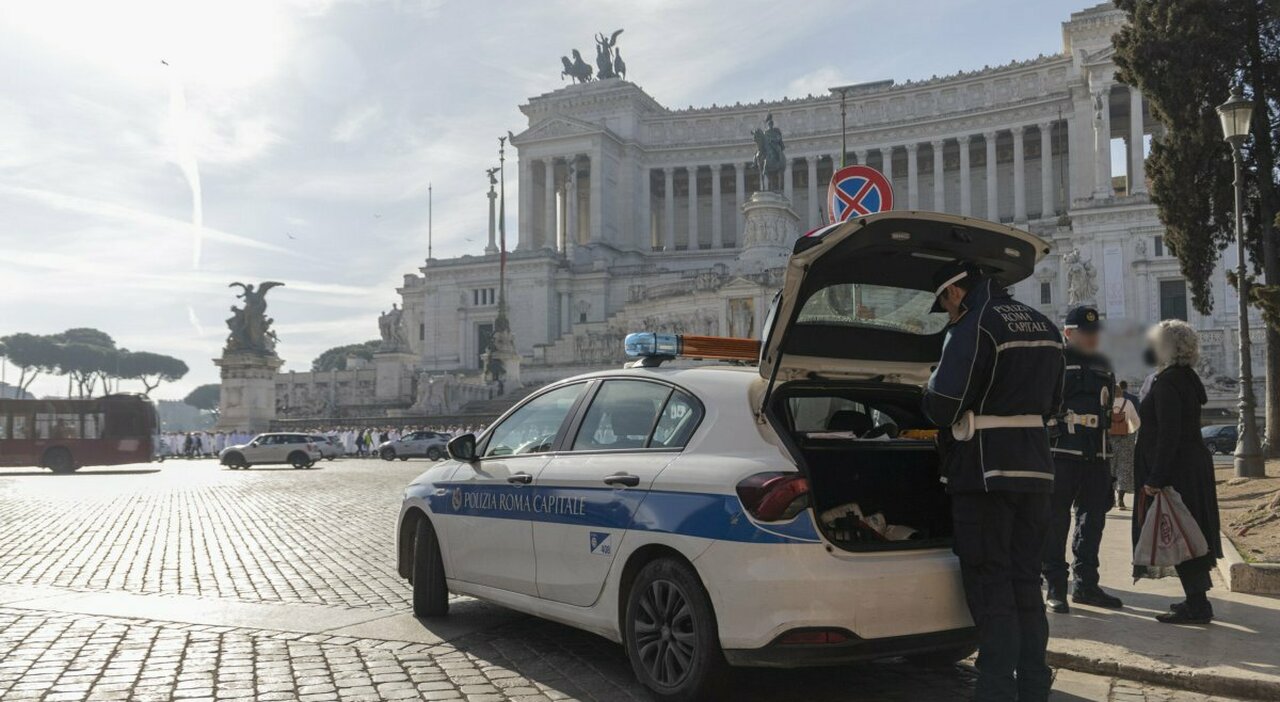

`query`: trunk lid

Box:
[759,212,1049,386]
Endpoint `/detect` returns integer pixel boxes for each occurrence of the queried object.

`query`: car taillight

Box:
[736,472,810,522]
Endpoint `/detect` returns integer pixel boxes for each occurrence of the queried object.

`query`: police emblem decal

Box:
[451,487,463,511]
[589,531,612,556]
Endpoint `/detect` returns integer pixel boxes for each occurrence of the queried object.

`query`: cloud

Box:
[786,66,859,100]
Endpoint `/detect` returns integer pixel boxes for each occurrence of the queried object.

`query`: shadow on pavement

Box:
[0,468,161,477]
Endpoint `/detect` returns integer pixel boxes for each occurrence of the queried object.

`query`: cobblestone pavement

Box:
[0,460,1251,701]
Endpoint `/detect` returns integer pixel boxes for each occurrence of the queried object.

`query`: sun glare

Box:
[3,0,289,89]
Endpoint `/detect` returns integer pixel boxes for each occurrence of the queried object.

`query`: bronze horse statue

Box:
[560,49,593,84]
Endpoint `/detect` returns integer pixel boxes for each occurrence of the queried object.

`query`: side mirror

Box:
[447,433,478,462]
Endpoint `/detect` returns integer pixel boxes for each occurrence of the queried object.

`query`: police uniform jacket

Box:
[1049,345,1114,463]
[922,279,1065,493]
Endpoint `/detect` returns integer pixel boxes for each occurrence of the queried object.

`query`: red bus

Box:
[0,394,158,472]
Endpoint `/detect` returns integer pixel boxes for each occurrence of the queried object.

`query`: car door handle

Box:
[603,472,640,488]
[506,472,533,485]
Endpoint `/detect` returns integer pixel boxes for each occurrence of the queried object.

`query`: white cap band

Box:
[934,271,968,298]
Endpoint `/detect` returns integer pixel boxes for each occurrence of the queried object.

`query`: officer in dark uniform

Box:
[1041,306,1123,613]
[922,261,1064,702]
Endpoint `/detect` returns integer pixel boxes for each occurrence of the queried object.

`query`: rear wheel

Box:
[906,644,977,667]
[427,446,443,461]
[624,558,725,702]
[288,451,312,470]
[43,447,77,474]
[412,518,449,618]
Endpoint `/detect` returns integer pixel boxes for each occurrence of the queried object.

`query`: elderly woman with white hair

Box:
[1132,320,1223,624]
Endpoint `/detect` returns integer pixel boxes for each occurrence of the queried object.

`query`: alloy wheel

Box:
[633,578,697,687]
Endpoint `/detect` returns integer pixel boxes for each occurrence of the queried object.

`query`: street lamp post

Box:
[1217,85,1266,478]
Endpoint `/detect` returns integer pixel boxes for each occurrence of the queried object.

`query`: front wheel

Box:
[412,518,449,618]
[44,447,78,474]
[380,448,395,461]
[223,452,246,470]
[624,558,725,702]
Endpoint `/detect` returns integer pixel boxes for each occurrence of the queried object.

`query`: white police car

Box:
[397,212,1049,700]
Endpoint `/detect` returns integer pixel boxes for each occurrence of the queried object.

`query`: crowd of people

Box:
[157,424,487,459]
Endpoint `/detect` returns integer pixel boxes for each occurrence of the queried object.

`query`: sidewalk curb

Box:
[1047,649,1280,701]
[1218,529,1280,595]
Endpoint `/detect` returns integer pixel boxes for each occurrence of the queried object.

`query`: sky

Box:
[0,0,1096,401]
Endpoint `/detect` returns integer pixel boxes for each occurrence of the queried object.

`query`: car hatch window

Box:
[651,390,702,449]
[484,383,586,457]
[572,380,670,451]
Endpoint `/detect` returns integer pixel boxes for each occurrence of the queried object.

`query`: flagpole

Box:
[427,182,433,261]
[497,135,508,328]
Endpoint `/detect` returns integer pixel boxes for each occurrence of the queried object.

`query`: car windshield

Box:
[797,283,948,336]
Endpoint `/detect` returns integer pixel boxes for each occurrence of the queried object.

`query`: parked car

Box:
[1201,424,1238,455]
[396,212,1051,700]
[380,431,451,461]
[310,435,343,460]
[219,433,322,469]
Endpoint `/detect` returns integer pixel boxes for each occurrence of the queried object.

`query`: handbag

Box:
[1133,487,1210,567]
[1109,398,1131,436]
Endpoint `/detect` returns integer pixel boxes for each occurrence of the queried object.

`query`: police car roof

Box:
[562,363,757,396]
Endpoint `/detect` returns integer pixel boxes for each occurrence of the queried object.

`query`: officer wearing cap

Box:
[1040,306,1123,613]
[922,260,1064,702]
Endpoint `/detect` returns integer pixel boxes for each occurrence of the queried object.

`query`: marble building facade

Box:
[276,3,1256,419]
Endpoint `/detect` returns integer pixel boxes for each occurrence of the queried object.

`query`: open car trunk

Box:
[769,381,951,552]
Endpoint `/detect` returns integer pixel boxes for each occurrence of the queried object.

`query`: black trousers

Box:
[1041,457,1111,594]
[1176,560,1213,597]
[953,491,1053,702]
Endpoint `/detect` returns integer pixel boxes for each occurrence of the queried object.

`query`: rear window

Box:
[797,283,947,336]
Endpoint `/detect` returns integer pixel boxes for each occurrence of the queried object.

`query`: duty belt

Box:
[951,410,1045,441]
[1046,411,1100,434]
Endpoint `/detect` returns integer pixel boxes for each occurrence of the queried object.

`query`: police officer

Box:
[922,261,1064,702]
[1041,306,1124,613]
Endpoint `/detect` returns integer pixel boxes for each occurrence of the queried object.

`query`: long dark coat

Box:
[1132,364,1223,577]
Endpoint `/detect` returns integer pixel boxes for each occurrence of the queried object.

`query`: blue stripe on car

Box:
[427,483,820,544]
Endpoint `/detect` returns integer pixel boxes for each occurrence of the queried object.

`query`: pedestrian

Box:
[1133,320,1223,624]
[1041,306,1124,614]
[1109,381,1140,510]
[922,261,1063,702]
[355,431,366,457]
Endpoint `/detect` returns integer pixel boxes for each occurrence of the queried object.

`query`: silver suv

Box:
[220,433,322,470]
[378,431,451,461]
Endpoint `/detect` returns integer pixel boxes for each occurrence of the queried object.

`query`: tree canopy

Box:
[311,340,380,372]
[183,384,221,414]
[0,328,188,397]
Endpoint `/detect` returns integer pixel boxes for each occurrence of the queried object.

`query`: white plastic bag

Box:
[1133,487,1210,568]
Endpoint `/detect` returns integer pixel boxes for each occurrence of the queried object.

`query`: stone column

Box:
[932,140,945,211]
[1092,87,1114,198]
[881,146,894,184]
[958,136,972,216]
[638,166,652,251]
[663,166,676,252]
[783,158,794,203]
[906,143,920,209]
[806,156,819,228]
[565,158,579,254]
[686,165,700,250]
[984,131,998,221]
[517,157,532,250]
[1012,126,1027,223]
[855,149,868,167]
[734,162,746,241]
[1129,87,1147,194]
[543,158,556,248]
[486,186,498,254]
[710,164,723,248]
[587,153,602,242]
[1039,122,1054,218]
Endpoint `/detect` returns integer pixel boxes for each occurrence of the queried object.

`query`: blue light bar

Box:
[624,332,679,358]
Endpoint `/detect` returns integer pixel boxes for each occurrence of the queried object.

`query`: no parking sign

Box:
[827,165,894,223]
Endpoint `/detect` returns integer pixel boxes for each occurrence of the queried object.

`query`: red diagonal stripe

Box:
[836,178,874,216]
